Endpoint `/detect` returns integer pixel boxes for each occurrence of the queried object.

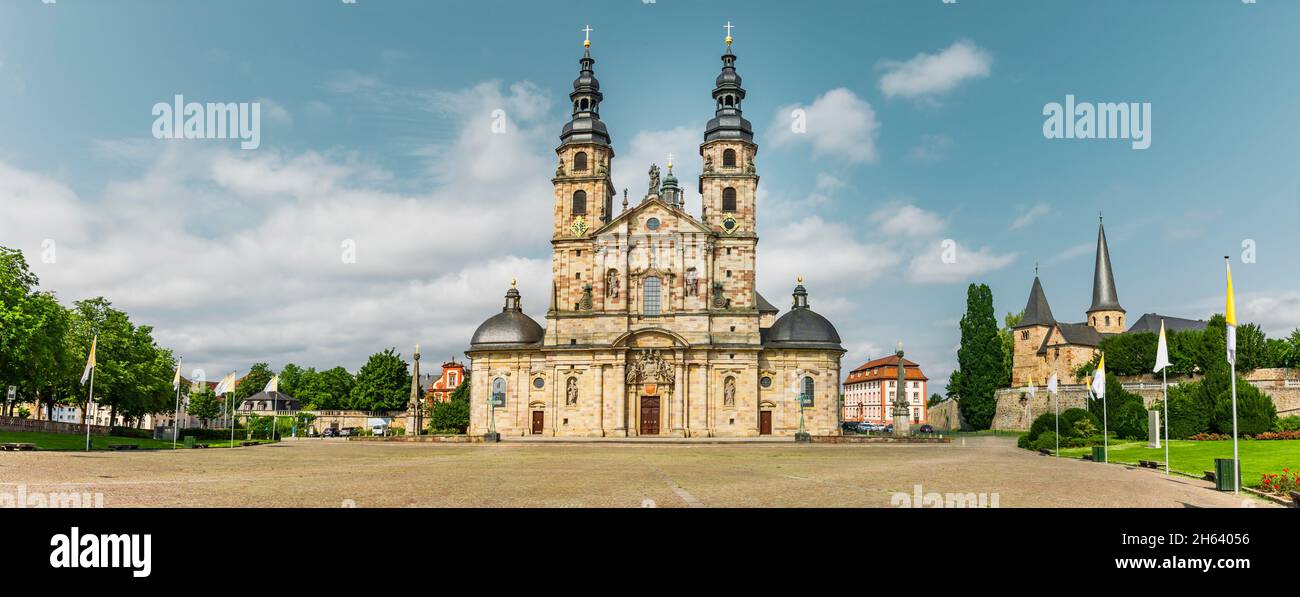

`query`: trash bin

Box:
[184,436,195,449]
[1092,446,1106,463]
[1214,458,1240,491]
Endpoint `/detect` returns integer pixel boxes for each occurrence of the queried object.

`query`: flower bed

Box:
[1259,469,1300,497]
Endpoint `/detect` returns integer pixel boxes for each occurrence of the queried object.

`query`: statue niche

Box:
[606,269,620,298]
[566,377,579,406]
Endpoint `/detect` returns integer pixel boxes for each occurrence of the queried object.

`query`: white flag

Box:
[1225,258,1237,365]
[1027,376,1036,399]
[80,335,97,385]
[173,362,182,391]
[1091,354,1106,400]
[1047,373,1058,394]
[1153,320,1171,373]
[264,375,278,393]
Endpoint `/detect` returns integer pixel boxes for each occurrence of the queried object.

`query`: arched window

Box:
[572,190,587,215]
[1105,315,1111,326]
[491,378,506,407]
[574,152,588,172]
[801,376,815,407]
[722,187,737,212]
[643,276,661,316]
[723,148,737,168]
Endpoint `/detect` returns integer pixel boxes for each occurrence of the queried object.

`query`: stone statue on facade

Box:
[579,283,593,310]
[566,377,579,406]
[626,349,674,386]
[704,154,714,173]
[606,270,620,298]
[647,163,661,196]
[724,377,736,406]
[555,158,565,177]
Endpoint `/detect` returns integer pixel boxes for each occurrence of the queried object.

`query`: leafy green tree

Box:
[926,393,944,408]
[955,284,1001,430]
[236,362,274,401]
[1086,374,1148,440]
[187,385,221,427]
[997,311,1023,387]
[431,375,471,433]
[1235,323,1268,372]
[349,349,410,411]
[278,363,306,397]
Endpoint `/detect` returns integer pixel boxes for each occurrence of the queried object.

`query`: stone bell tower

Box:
[552,27,615,240]
[699,23,758,312]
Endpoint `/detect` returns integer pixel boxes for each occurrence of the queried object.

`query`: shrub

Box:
[1059,408,1100,438]
[1016,433,1032,450]
[1032,430,1060,452]
[110,426,153,439]
[1166,383,1214,439]
[1278,416,1300,432]
[1026,413,1058,443]
[1252,430,1300,440]
[1088,374,1148,440]
[1259,469,1300,497]
[1203,368,1277,436]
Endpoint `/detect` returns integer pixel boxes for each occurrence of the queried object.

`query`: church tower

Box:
[1086,217,1125,334]
[699,24,758,311]
[552,29,616,240]
[1012,275,1056,386]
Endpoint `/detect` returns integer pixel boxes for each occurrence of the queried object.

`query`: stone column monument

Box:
[406,345,422,436]
[891,342,912,437]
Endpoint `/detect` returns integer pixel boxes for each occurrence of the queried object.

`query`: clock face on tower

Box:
[722,215,738,233]
[570,216,588,236]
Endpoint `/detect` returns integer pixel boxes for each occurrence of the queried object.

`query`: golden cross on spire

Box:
[582,25,593,48]
[724,21,734,46]
[666,152,673,171]
[511,277,517,288]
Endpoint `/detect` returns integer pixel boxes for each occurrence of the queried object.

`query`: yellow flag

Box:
[80,335,97,385]
[1225,258,1237,363]
[173,362,182,391]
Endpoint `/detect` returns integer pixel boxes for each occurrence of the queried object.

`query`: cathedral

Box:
[1011,218,1207,387]
[464,30,845,437]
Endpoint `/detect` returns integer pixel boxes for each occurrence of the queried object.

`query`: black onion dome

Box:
[765,282,842,350]
[470,285,544,349]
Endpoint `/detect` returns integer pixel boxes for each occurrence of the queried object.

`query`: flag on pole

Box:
[1091,354,1106,400]
[79,335,97,385]
[264,375,279,393]
[1153,320,1171,373]
[1027,375,1036,399]
[1046,373,1058,394]
[1225,259,1237,364]
[215,372,235,395]
[173,362,183,391]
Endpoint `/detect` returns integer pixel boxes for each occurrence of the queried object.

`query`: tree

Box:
[278,363,306,397]
[997,311,1023,387]
[236,362,274,402]
[431,374,471,433]
[187,385,221,427]
[926,393,944,408]
[349,349,410,412]
[955,284,1002,430]
[1086,374,1147,440]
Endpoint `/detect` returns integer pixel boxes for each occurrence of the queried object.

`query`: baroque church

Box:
[465,30,845,437]
[1011,218,1207,387]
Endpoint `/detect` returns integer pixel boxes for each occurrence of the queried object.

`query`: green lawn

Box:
[1057,439,1300,488]
[0,430,275,451]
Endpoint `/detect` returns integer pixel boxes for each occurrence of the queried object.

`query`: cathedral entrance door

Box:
[759,411,772,435]
[639,397,660,436]
[531,411,544,434]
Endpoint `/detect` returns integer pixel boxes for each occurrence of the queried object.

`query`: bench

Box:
[1038,448,1052,456]
[1082,454,1093,461]
[108,444,140,451]
[1289,491,1300,509]
[239,441,258,447]
[2,443,36,451]
[1138,460,1164,469]
[1203,471,1217,482]
[191,443,209,449]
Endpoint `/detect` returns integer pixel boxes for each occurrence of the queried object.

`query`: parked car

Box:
[321,427,339,438]
[841,421,864,434]
[338,427,360,437]
[884,424,894,434]
[918,424,935,434]
[371,424,388,436]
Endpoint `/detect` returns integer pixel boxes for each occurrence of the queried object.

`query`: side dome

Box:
[765,281,843,350]
[470,284,544,349]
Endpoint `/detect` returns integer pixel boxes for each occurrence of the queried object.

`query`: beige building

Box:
[465,34,845,438]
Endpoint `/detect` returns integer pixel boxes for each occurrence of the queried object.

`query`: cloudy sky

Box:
[2,1,1298,390]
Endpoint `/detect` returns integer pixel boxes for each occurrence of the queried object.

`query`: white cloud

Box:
[254,98,293,125]
[878,40,992,100]
[905,242,1018,284]
[4,79,560,377]
[1048,242,1092,264]
[907,133,953,162]
[1241,292,1300,336]
[873,203,947,239]
[766,88,880,164]
[1010,202,1050,230]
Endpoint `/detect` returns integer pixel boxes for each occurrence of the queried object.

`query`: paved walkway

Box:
[0,435,1277,508]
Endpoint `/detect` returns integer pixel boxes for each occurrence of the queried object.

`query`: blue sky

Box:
[2,0,1297,390]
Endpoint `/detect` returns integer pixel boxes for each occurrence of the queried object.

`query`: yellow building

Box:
[465,33,845,437]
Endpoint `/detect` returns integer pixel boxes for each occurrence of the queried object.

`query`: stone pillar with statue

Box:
[892,342,912,437]
[407,345,422,436]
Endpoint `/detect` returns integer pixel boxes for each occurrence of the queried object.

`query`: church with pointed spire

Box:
[464,26,845,437]
[1010,218,1207,387]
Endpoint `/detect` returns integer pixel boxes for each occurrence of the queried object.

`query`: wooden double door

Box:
[759,411,773,435]
[639,396,660,436]
[531,411,544,434]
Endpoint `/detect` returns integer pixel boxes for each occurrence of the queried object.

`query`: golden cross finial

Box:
[797,276,803,284]
[724,21,734,46]
[511,277,517,288]
[666,152,673,171]
[582,25,593,48]
[415,343,420,354]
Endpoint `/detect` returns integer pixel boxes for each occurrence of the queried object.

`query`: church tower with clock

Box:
[467,25,845,439]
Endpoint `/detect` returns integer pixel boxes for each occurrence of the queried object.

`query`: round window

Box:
[533,378,545,389]
[646,217,660,231]
[722,216,737,232]
[760,376,772,388]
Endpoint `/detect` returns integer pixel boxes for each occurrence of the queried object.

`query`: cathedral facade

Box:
[465,33,845,437]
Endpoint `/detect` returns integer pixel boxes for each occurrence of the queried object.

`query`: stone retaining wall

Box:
[0,415,110,436]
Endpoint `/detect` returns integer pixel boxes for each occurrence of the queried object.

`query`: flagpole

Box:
[1231,358,1239,495]
[1054,387,1059,457]
[1163,368,1169,475]
[229,391,236,448]
[84,367,95,452]
[172,369,182,450]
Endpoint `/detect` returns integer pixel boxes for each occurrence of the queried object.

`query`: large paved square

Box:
[0,436,1272,508]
